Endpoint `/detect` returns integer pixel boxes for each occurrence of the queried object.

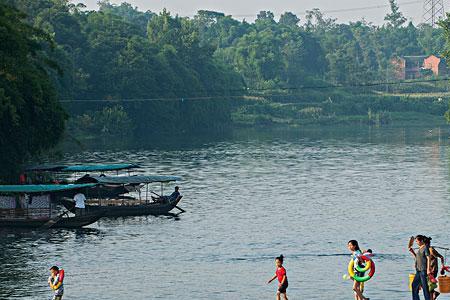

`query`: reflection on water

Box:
[1,125,450,300]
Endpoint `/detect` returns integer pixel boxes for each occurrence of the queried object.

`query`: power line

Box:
[60,77,450,103]
[320,0,421,14]
[181,0,422,18]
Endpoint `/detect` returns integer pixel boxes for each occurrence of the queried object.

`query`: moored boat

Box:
[25,163,142,198]
[63,175,184,217]
[0,184,102,229]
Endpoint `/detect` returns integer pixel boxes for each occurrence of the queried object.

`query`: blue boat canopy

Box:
[0,184,97,194]
[27,163,140,172]
[25,164,67,172]
[62,164,140,172]
[82,175,181,185]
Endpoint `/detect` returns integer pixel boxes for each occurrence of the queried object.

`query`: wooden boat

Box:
[62,175,184,217]
[0,213,102,229]
[63,196,183,217]
[0,184,102,229]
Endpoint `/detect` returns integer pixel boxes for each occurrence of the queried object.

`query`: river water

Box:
[1,125,450,300]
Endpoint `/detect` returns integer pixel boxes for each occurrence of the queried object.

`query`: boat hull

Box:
[54,214,102,228]
[62,197,183,217]
[0,214,102,229]
[88,201,180,217]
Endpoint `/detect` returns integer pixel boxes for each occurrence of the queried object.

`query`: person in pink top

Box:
[267,255,289,300]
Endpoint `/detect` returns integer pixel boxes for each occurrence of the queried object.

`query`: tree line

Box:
[1,0,450,179]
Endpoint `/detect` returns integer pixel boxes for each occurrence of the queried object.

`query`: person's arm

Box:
[267,274,277,284]
[280,275,287,286]
[427,256,432,275]
[432,248,445,265]
[426,247,432,275]
[408,237,416,257]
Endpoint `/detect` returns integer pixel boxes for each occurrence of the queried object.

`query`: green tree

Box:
[279,12,300,27]
[0,3,66,181]
[384,0,407,28]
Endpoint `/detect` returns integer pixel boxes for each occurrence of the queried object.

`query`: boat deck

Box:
[86,198,160,207]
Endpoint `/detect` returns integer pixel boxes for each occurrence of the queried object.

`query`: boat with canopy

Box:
[26,163,140,173]
[0,184,103,228]
[62,175,184,217]
[25,163,140,183]
[24,163,142,197]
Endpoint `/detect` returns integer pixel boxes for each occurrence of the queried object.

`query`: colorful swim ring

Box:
[50,269,64,290]
[348,255,375,282]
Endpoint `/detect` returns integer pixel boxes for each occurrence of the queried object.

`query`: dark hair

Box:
[416,235,425,242]
[50,266,59,272]
[366,249,373,253]
[416,235,431,244]
[348,240,360,251]
[276,254,284,263]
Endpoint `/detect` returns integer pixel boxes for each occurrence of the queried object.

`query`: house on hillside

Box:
[391,56,427,80]
[423,55,447,77]
[391,55,448,80]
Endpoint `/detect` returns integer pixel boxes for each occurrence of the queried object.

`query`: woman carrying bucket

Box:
[426,237,445,300]
[409,235,432,300]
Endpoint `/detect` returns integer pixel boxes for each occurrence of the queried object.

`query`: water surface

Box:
[1,125,450,299]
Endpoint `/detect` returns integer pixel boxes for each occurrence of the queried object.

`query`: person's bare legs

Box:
[353,281,360,300]
[432,290,440,300]
[353,281,367,300]
[282,292,288,300]
[276,291,281,300]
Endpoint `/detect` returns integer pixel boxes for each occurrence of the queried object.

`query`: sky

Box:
[79,0,450,25]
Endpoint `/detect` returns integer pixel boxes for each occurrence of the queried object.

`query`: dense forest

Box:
[0,3,66,180]
[2,0,450,178]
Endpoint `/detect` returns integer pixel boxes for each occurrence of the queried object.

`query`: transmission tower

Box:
[423,0,445,27]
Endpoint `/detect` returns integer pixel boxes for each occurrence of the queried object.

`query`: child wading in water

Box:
[348,240,369,300]
[267,255,289,300]
[48,266,64,300]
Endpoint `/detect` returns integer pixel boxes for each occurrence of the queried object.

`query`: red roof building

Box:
[391,55,447,80]
[423,55,447,77]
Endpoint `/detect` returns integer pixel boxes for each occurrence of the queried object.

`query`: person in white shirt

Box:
[73,193,86,216]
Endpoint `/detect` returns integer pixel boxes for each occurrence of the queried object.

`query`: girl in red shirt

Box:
[267,254,289,300]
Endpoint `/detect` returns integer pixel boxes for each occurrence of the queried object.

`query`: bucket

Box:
[438,276,450,293]
[409,273,415,291]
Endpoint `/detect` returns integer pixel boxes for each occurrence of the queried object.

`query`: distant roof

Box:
[0,184,97,194]
[27,163,140,172]
[84,175,181,185]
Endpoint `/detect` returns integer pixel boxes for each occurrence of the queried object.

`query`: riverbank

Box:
[232,92,448,127]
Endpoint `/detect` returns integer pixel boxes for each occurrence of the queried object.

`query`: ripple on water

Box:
[1,126,450,299]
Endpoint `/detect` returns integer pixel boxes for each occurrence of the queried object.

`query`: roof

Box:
[26,164,67,172]
[85,175,181,185]
[0,184,97,194]
[27,163,140,172]
[63,164,140,172]
[403,55,427,64]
